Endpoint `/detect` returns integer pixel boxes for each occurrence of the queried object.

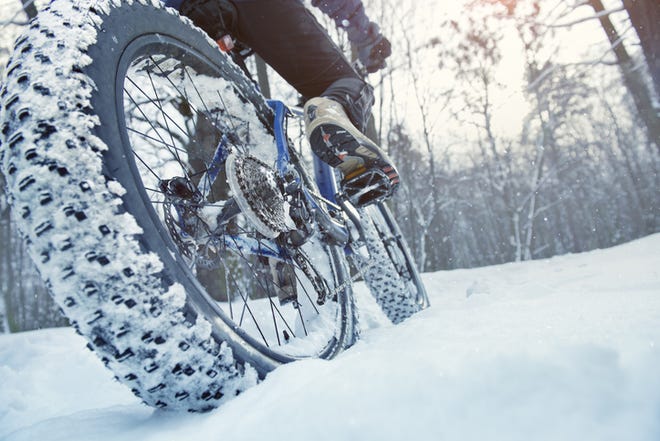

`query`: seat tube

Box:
[267,100,291,174]
[314,156,339,204]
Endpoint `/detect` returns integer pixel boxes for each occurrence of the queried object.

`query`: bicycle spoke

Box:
[183,65,212,115]
[215,90,249,154]
[132,149,164,183]
[228,235,297,343]
[127,74,190,143]
[218,255,269,346]
[268,288,281,346]
[146,58,193,137]
[126,126,187,154]
[292,263,321,316]
[149,57,249,157]
[125,88,193,182]
[296,303,308,337]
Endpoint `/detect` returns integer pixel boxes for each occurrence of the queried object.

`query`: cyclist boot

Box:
[304,96,400,207]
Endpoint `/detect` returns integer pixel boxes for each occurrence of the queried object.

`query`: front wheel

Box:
[1,0,355,412]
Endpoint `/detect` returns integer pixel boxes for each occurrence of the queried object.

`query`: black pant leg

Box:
[180,0,372,128]
[229,0,360,99]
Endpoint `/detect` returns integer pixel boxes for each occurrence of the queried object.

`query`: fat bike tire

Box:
[359,203,429,324]
[0,0,356,412]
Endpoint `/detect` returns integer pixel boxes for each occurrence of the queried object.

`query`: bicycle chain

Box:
[289,246,331,305]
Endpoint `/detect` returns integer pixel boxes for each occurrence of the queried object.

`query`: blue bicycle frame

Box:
[202,99,351,262]
[268,100,340,205]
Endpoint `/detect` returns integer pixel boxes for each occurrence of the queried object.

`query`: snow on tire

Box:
[359,204,428,324]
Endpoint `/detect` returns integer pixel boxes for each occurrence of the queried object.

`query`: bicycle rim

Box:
[115,34,351,360]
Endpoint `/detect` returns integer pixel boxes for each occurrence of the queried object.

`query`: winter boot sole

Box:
[309,123,400,206]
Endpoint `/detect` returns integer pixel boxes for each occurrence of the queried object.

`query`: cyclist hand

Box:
[356,23,392,73]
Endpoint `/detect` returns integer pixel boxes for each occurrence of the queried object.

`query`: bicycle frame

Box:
[202,99,353,263]
[267,100,340,204]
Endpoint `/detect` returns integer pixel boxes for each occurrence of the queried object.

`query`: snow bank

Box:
[1,234,659,441]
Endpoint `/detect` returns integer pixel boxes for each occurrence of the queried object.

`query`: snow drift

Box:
[1,234,659,441]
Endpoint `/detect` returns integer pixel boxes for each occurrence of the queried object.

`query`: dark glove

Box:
[355,23,392,73]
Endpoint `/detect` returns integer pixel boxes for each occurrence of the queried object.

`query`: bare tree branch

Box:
[549,6,625,28]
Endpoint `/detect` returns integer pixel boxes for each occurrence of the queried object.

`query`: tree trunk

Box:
[623,0,660,99]
[588,0,660,151]
[0,179,11,333]
[522,146,544,261]
[254,55,271,100]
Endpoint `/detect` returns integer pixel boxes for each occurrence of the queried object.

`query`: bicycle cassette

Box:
[226,152,289,238]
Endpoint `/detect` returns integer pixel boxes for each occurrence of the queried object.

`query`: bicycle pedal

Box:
[341,166,399,207]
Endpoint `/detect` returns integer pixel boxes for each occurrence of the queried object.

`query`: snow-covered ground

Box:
[1,234,659,441]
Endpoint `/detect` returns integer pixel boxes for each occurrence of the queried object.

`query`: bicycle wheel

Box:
[358,203,429,324]
[0,0,356,412]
